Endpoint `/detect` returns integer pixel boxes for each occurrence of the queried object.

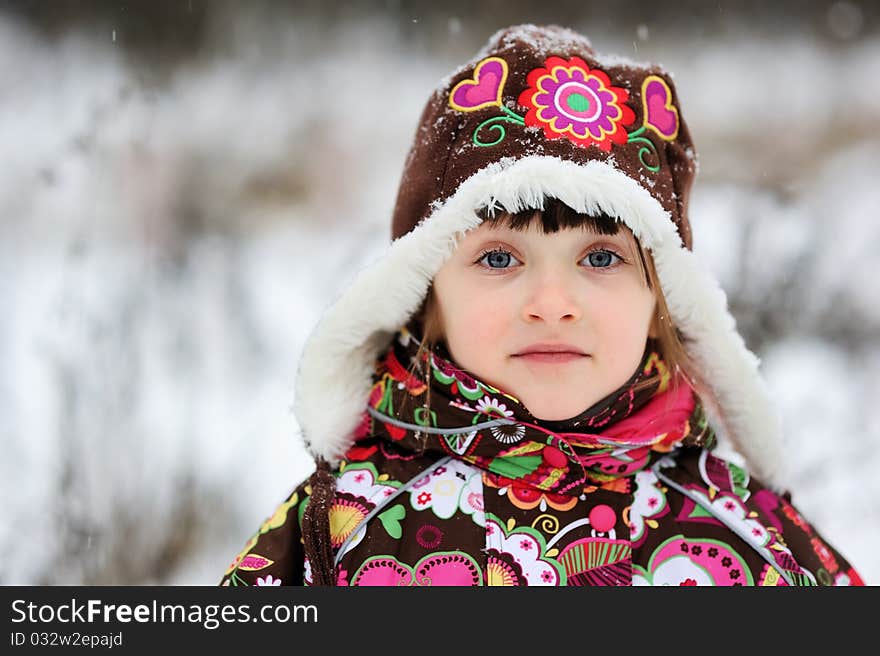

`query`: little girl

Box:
[221,24,863,586]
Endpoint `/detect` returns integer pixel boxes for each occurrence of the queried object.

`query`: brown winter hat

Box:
[391,25,697,249]
[294,25,787,489]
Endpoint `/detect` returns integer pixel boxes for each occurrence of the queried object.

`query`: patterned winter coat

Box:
[221,328,863,587]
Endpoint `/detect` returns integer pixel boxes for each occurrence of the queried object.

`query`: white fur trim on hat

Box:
[292,155,788,490]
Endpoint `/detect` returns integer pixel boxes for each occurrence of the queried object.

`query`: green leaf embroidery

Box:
[378,504,406,539]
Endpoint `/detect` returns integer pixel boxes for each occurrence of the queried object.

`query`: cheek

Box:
[590,287,655,335]
[449,294,509,345]
[436,277,511,355]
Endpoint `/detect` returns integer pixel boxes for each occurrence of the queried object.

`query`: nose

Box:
[520,269,583,325]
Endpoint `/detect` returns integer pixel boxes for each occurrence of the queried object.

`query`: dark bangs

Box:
[476,197,622,235]
[476,196,651,289]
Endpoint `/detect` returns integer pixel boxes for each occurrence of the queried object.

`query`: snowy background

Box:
[1,1,878,585]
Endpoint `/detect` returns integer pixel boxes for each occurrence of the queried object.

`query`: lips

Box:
[513,352,587,364]
[512,343,587,356]
[511,343,588,364]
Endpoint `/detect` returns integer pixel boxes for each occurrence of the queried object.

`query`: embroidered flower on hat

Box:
[518,55,636,152]
[445,54,684,175]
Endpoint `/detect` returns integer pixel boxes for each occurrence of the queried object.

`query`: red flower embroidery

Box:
[518,56,635,152]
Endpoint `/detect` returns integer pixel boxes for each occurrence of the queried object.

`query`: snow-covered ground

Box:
[1,10,877,585]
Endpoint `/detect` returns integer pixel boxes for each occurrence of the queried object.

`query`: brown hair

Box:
[405,197,713,416]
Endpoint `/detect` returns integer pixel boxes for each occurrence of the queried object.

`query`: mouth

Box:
[511,352,588,364]
[511,342,589,363]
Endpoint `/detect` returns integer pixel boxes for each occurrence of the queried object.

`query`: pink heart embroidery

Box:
[350,557,413,586]
[449,57,508,112]
[414,553,482,586]
[642,75,679,141]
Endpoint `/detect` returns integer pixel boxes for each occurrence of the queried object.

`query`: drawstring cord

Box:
[301,457,337,586]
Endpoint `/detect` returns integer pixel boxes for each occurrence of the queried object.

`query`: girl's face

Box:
[432,219,656,421]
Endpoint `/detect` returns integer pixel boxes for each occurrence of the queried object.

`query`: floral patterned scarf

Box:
[357,318,716,495]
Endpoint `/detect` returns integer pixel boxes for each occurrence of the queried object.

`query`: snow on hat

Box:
[293,24,786,488]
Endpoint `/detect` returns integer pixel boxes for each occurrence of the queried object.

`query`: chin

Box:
[520,398,590,422]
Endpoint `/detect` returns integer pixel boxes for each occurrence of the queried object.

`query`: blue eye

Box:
[584,249,622,268]
[478,248,521,269]
[475,247,624,271]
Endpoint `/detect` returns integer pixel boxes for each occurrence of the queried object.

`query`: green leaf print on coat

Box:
[681,502,715,520]
[482,440,546,482]
[488,454,543,480]
[378,504,406,539]
[729,462,749,500]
